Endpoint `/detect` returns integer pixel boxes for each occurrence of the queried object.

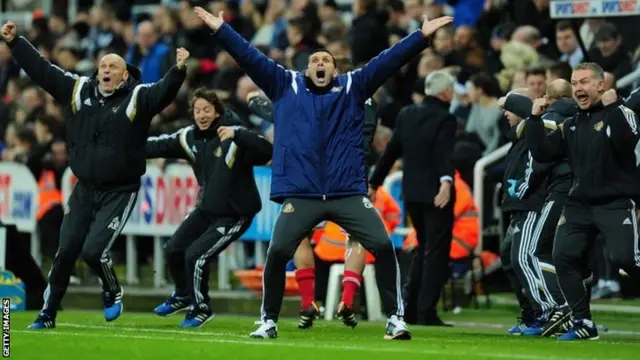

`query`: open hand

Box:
[1,21,17,42]
[176,47,190,69]
[217,126,235,141]
[434,181,451,208]
[194,7,224,31]
[531,97,550,116]
[421,15,454,38]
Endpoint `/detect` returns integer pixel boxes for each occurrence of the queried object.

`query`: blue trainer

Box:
[103,287,123,322]
[27,312,55,329]
[154,292,190,317]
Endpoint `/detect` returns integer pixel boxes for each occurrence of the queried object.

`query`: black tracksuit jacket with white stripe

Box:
[501,121,549,213]
[8,36,186,191]
[145,109,273,216]
[504,95,577,198]
[527,99,640,204]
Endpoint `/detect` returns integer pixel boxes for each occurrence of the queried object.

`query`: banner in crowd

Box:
[0,162,37,233]
[61,163,282,241]
[550,0,640,18]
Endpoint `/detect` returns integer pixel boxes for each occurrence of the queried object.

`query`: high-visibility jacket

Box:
[314,187,401,263]
[403,170,479,259]
[37,169,62,220]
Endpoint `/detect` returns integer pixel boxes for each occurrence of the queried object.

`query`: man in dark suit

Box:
[369,70,457,326]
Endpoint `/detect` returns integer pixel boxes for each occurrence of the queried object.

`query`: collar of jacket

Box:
[305,76,334,94]
[579,100,606,114]
[422,95,450,110]
[91,63,143,98]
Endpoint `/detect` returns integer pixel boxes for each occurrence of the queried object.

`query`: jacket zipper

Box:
[319,108,327,201]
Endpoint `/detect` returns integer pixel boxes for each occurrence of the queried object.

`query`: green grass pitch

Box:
[7,309,640,360]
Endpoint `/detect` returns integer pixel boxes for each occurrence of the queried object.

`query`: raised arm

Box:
[247,95,274,123]
[3,22,76,104]
[127,48,188,126]
[218,126,273,166]
[145,128,193,161]
[526,114,565,162]
[349,16,453,102]
[604,102,640,156]
[512,151,553,199]
[195,7,291,100]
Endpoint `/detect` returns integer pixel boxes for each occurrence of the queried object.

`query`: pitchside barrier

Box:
[1,152,507,289]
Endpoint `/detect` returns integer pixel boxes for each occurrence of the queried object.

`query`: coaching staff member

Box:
[193,6,453,340]
[527,62,640,341]
[369,70,458,327]
[1,21,188,329]
[147,88,272,328]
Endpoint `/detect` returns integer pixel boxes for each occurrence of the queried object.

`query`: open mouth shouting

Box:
[575,92,589,106]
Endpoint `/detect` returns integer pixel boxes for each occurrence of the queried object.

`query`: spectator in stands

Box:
[589,23,634,91]
[432,26,456,67]
[88,3,127,56]
[546,61,572,82]
[453,26,487,83]
[285,16,321,71]
[526,67,547,99]
[349,0,388,66]
[465,73,502,155]
[0,40,19,96]
[580,18,606,51]
[126,20,174,84]
[511,25,556,63]
[555,21,584,68]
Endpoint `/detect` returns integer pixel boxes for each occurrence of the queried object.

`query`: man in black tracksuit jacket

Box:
[526,63,640,341]
[2,22,188,329]
[146,88,272,327]
[500,105,555,335]
[369,71,457,326]
[502,79,578,336]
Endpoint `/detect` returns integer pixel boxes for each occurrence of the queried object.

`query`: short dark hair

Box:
[309,49,336,67]
[556,20,573,33]
[525,67,546,79]
[548,61,572,81]
[16,128,36,146]
[595,23,620,42]
[469,72,501,97]
[190,87,224,118]
[574,62,604,80]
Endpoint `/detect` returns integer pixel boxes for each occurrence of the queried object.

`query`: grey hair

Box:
[424,71,456,97]
[573,62,604,80]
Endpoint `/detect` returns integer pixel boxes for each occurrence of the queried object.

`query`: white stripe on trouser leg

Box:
[529,201,558,310]
[260,206,284,322]
[42,267,53,311]
[100,193,137,290]
[193,217,248,304]
[629,201,640,267]
[389,236,404,317]
[518,211,550,315]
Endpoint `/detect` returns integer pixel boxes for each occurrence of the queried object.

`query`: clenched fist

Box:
[531,97,551,116]
[1,21,17,43]
[176,47,190,70]
[217,126,235,142]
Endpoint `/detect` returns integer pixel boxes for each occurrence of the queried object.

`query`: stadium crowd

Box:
[1,0,640,309]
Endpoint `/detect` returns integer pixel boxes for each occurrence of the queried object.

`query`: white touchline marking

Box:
[12,326,624,360]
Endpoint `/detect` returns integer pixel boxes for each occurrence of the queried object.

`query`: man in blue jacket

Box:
[194,6,452,340]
